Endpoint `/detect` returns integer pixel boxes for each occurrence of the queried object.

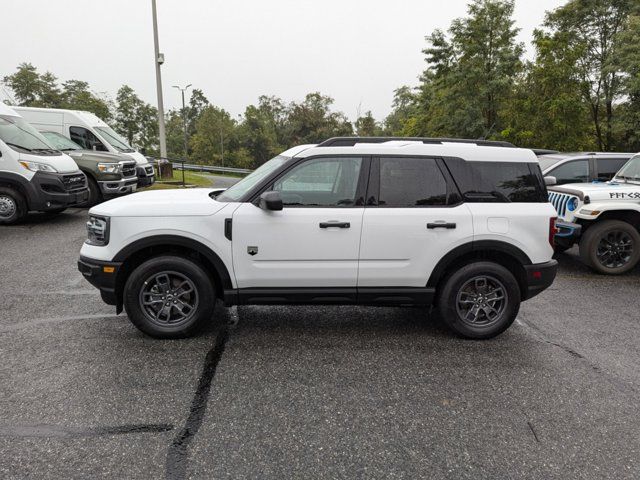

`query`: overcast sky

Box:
[3,0,566,121]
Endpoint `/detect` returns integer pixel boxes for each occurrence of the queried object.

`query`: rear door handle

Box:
[427,222,456,229]
[320,221,350,229]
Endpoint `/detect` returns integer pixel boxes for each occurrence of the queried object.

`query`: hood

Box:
[89,187,228,217]
[19,151,79,173]
[67,150,132,164]
[549,181,640,201]
[122,151,149,165]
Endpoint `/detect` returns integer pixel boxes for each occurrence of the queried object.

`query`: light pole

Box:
[151,0,167,160]
[172,84,192,160]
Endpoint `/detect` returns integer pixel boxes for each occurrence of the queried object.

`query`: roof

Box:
[0,102,20,117]
[295,140,537,163]
[13,106,109,127]
[539,152,635,161]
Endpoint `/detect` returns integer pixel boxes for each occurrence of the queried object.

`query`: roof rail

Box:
[317,136,516,148]
[531,148,560,156]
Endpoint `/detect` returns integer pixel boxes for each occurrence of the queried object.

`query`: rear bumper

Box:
[77,255,122,306]
[523,260,558,300]
[555,221,582,250]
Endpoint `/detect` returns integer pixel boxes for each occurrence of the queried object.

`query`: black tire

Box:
[0,186,27,225]
[80,176,102,208]
[436,261,521,339]
[579,220,640,275]
[123,255,217,338]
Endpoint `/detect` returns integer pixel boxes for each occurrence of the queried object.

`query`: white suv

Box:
[78,137,558,339]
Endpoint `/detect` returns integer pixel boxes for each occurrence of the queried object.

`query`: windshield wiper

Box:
[5,142,33,151]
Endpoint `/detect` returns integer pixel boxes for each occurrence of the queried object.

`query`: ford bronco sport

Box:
[78,137,558,339]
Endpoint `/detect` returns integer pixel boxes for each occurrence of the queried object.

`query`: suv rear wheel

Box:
[436,261,521,339]
[123,255,217,338]
[579,220,640,275]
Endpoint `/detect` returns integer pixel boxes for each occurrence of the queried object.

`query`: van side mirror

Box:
[259,191,283,211]
[544,176,557,186]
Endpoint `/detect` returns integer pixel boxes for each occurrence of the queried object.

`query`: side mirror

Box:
[544,176,557,186]
[259,191,283,211]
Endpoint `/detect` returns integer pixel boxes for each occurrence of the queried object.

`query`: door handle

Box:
[319,221,350,229]
[427,222,456,229]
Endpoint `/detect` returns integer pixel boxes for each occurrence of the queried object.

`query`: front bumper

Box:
[27,171,90,211]
[554,221,582,250]
[99,176,139,196]
[78,255,122,307]
[136,165,155,187]
[523,260,558,300]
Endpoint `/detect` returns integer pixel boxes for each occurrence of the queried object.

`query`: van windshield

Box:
[0,115,55,152]
[95,126,135,153]
[615,155,640,183]
[41,131,82,151]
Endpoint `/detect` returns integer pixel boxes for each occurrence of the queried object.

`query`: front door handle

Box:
[320,221,351,229]
[427,222,456,229]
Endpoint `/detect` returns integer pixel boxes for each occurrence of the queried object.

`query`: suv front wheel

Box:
[579,220,640,275]
[437,262,521,339]
[123,255,217,338]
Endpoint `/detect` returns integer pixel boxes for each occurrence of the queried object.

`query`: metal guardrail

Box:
[171,162,253,174]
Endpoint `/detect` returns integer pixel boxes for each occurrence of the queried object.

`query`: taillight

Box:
[549,217,558,247]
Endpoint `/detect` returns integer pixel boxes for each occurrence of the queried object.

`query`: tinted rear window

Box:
[378,157,448,207]
[444,159,547,203]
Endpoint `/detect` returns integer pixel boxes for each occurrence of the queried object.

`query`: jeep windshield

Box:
[216,155,290,202]
[0,115,58,153]
[95,126,136,153]
[614,155,640,183]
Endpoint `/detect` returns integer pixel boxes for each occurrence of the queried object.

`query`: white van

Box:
[0,103,89,224]
[13,107,155,188]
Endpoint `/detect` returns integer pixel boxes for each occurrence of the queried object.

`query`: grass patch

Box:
[144,170,215,190]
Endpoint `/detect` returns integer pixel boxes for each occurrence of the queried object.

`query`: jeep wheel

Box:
[437,262,521,339]
[579,220,640,275]
[0,186,27,225]
[123,255,217,338]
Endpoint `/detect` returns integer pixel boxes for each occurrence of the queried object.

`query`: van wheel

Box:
[436,262,520,339]
[123,255,217,338]
[80,177,102,207]
[0,187,27,225]
[579,220,640,275]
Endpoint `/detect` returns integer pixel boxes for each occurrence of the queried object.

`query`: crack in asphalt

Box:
[165,324,230,480]
[527,421,540,443]
[0,423,174,438]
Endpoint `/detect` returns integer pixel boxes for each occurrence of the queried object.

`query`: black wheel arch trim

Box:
[112,235,233,291]
[0,171,34,208]
[427,240,533,288]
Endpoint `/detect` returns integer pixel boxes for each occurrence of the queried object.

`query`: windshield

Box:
[217,155,290,202]
[0,115,55,152]
[41,131,82,151]
[95,126,135,153]
[614,155,640,182]
[538,156,563,171]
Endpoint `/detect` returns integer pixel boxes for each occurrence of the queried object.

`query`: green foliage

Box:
[114,85,158,154]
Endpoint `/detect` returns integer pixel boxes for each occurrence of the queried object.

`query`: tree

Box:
[284,92,352,144]
[189,105,237,165]
[61,80,112,120]
[543,0,634,151]
[354,111,383,136]
[384,86,418,135]
[414,0,523,138]
[114,85,158,154]
[2,63,61,107]
[238,96,285,168]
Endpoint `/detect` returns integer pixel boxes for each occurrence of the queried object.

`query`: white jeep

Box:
[78,137,558,339]
[549,152,640,274]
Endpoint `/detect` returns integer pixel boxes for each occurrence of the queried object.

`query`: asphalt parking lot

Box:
[1,208,639,479]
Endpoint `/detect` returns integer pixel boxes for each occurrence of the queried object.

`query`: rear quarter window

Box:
[444,159,547,203]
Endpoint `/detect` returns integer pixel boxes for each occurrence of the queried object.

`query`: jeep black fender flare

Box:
[113,234,234,291]
[426,240,532,288]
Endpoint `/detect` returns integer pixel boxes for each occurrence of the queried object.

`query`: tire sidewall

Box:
[581,220,640,275]
[437,262,521,339]
[124,256,216,338]
[0,187,26,225]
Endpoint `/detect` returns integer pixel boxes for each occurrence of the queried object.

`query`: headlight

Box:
[97,163,122,174]
[567,197,578,212]
[19,160,58,173]
[86,215,110,246]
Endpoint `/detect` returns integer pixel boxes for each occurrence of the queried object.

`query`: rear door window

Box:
[596,158,629,181]
[377,157,449,207]
[444,159,546,203]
